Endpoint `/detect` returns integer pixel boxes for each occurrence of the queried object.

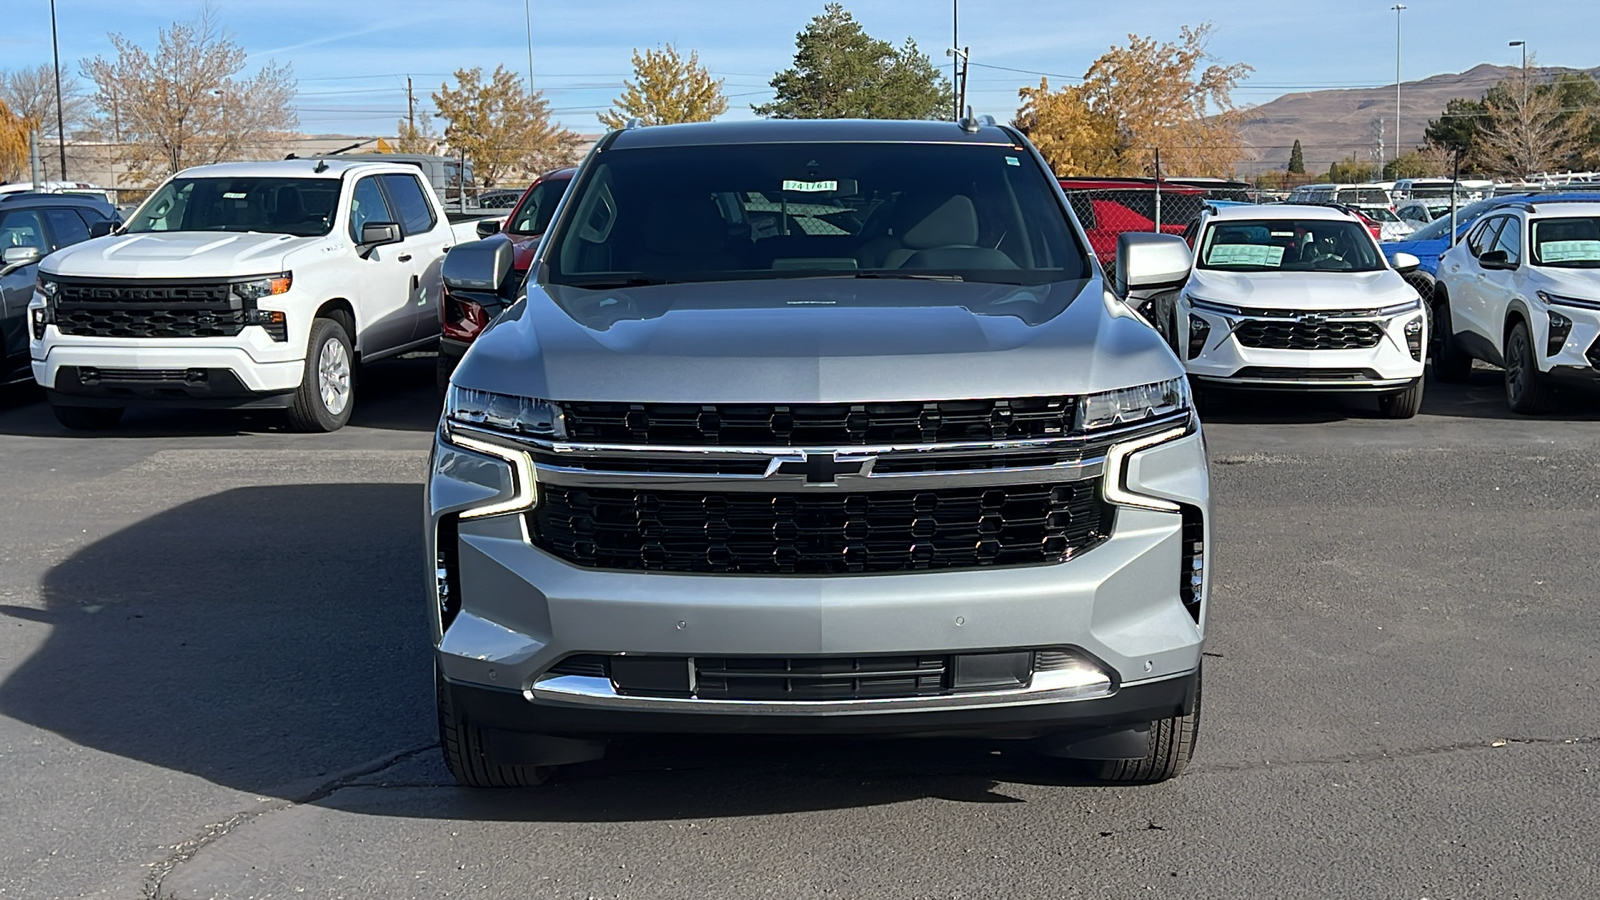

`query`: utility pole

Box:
[1391,4,1405,164]
[525,0,536,91]
[1509,41,1528,106]
[29,129,42,190]
[50,0,68,179]
[407,76,416,137]
[946,47,969,121]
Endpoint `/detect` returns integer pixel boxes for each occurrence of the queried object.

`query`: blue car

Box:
[1383,191,1600,288]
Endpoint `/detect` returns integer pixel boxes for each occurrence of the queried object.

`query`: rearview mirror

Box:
[476,218,503,238]
[88,220,117,238]
[1114,232,1193,297]
[1390,251,1420,275]
[441,234,514,292]
[0,245,42,275]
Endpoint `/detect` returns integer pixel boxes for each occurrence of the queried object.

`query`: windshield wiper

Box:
[854,272,965,282]
[559,275,679,289]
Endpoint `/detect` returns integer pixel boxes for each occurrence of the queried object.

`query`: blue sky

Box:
[6,0,1598,136]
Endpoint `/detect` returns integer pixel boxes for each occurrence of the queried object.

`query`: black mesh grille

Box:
[561,397,1078,446]
[696,655,949,700]
[1228,318,1382,350]
[529,482,1112,574]
[1232,366,1383,381]
[1234,319,1384,351]
[55,280,246,338]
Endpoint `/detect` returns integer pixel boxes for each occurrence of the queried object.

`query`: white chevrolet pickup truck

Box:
[29,158,480,431]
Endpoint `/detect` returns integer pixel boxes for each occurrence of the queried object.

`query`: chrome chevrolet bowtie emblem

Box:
[770,453,875,483]
[1297,313,1327,325]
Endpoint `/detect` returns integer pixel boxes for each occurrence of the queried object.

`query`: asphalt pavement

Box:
[1,357,1596,900]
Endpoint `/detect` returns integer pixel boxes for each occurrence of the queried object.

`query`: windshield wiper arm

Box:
[854,272,964,282]
[559,275,678,289]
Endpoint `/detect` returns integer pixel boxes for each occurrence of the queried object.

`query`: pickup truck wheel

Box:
[1431,295,1473,383]
[286,317,354,432]
[1377,377,1424,419]
[1088,670,1201,785]
[48,398,123,431]
[1504,321,1554,415]
[436,666,548,788]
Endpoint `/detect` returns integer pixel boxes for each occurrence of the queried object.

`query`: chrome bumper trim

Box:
[1195,375,1414,391]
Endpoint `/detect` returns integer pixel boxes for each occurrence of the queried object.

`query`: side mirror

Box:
[358,222,402,257]
[88,220,117,238]
[476,218,503,238]
[1390,251,1420,275]
[441,234,514,293]
[0,245,42,276]
[1478,249,1514,269]
[1114,232,1193,297]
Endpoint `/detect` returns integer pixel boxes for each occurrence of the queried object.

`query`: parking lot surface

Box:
[1,357,1597,899]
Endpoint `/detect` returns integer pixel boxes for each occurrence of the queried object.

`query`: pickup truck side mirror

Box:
[1390,251,1421,275]
[88,220,117,239]
[357,222,403,258]
[1113,232,1193,298]
[476,218,503,238]
[0,245,43,276]
[442,234,515,293]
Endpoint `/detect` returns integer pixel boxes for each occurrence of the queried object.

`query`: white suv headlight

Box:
[1079,377,1191,432]
[1537,290,1600,312]
[445,387,566,438]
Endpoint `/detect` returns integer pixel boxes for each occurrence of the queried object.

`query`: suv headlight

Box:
[1079,377,1190,432]
[1377,296,1423,316]
[231,273,293,302]
[445,386,566,438]
[1537,290,1600,312]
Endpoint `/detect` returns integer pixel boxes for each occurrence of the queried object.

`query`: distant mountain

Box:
[1234,63,1600,175]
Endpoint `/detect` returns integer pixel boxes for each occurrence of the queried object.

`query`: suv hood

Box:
[1188,269,1415,311]
[454,278,1180,404]
[41,231,316,279]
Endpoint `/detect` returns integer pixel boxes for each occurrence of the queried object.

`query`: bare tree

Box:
[82,7,297,183]
[1472,85,1586,179]
[1,65,94,140]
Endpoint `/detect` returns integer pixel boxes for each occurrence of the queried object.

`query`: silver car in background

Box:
[428,119,1211,787]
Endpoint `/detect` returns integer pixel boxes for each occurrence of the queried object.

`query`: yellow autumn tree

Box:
[433,66,582,188]
[1015,24,1251,178]
[1,99,34,182]
[598,45,728,129]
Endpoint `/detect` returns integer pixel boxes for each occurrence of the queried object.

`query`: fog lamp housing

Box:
[1404,315,1424,360]
[1547,310,1572,357]
[1187,315,1211,359]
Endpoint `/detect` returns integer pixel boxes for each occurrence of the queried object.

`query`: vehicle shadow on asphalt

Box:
[1201,369,1600,425]
[0,357,440,438]
[0,481,1115,819]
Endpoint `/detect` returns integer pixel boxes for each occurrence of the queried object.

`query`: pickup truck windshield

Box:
[126,177,340,237]
[1199,219,1384,272]
[544,142,1088,287]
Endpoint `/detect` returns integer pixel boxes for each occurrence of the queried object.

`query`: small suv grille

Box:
[529,481,1113,574]
[696,655,948,700]
[561,397,1078,446]
[1234,320,1383,351]
[55,280,246,338]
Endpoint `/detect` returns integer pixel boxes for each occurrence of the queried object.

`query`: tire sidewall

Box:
[302,319,354,431]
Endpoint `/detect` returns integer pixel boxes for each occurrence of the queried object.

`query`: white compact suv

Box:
[1169,204,1428,418]
[1432,198,1600,413]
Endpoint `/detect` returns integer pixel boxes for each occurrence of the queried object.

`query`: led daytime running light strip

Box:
[1103,426,1189,512]
[448,431,537,519]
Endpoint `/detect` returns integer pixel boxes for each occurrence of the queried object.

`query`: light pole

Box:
[1391,4,1405,165]
[49,0,67,179]
[1509,40,1527,106]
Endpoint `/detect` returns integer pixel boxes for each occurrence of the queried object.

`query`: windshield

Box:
[126,177,339,237]
[1336,188,1391,206]
[1531,216,1600,268]
[543,142,1088,287]
[1198,219,1383,272]
[507,177,570,236]
[1363,207,1401,223]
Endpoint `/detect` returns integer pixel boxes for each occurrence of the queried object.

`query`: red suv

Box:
[1057,177,1216,262]
[438,168,575,388]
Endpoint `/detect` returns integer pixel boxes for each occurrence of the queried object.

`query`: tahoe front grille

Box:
[561,397,1078,446]
[1234,320,1383,351]
[54,279,246,338]
[528,481,1113,574]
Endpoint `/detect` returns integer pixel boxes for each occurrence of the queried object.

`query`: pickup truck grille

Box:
[561,397,1078,446]
[528,481,1112,574]
[1234,320,1383,351]
[53,279,247,338]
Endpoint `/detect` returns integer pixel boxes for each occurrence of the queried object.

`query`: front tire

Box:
[1504,320,1554,415]
[436,667,548,788]
[48,397,123,431]
[286,317,354,432]
[1089,671,1202,785]
[1377,377,1424,419]
[1431,294,1473,383]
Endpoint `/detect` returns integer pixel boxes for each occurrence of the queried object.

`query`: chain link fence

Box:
[1057,178,1255,263]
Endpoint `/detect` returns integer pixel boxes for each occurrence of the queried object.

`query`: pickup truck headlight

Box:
[36,274,59,301]
[445,386,566,438]
[231,273,293,302]
[1079,377,1190,432]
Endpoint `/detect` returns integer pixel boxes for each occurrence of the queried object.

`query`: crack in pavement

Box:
[1193,735,1600,775]
[142,743,436,900]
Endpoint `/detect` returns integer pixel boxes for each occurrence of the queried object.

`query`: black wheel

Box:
[1430,292,1473,383]
[1504,320,1554,415]
[48,396,123,431]
[1377,377,1424,419]
[436,666,548,788]
[286,317,354,432]
[1089,670,1202,785]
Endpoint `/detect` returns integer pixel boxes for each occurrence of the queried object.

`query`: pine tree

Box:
[754,3,951,120]
[1288,139,1305,174]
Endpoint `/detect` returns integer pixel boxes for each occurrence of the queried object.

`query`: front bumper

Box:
[1184,306,1425,390]
[427,424,1210,738]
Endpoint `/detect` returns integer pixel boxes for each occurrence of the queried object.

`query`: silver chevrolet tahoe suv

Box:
[428,119,1211,787]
